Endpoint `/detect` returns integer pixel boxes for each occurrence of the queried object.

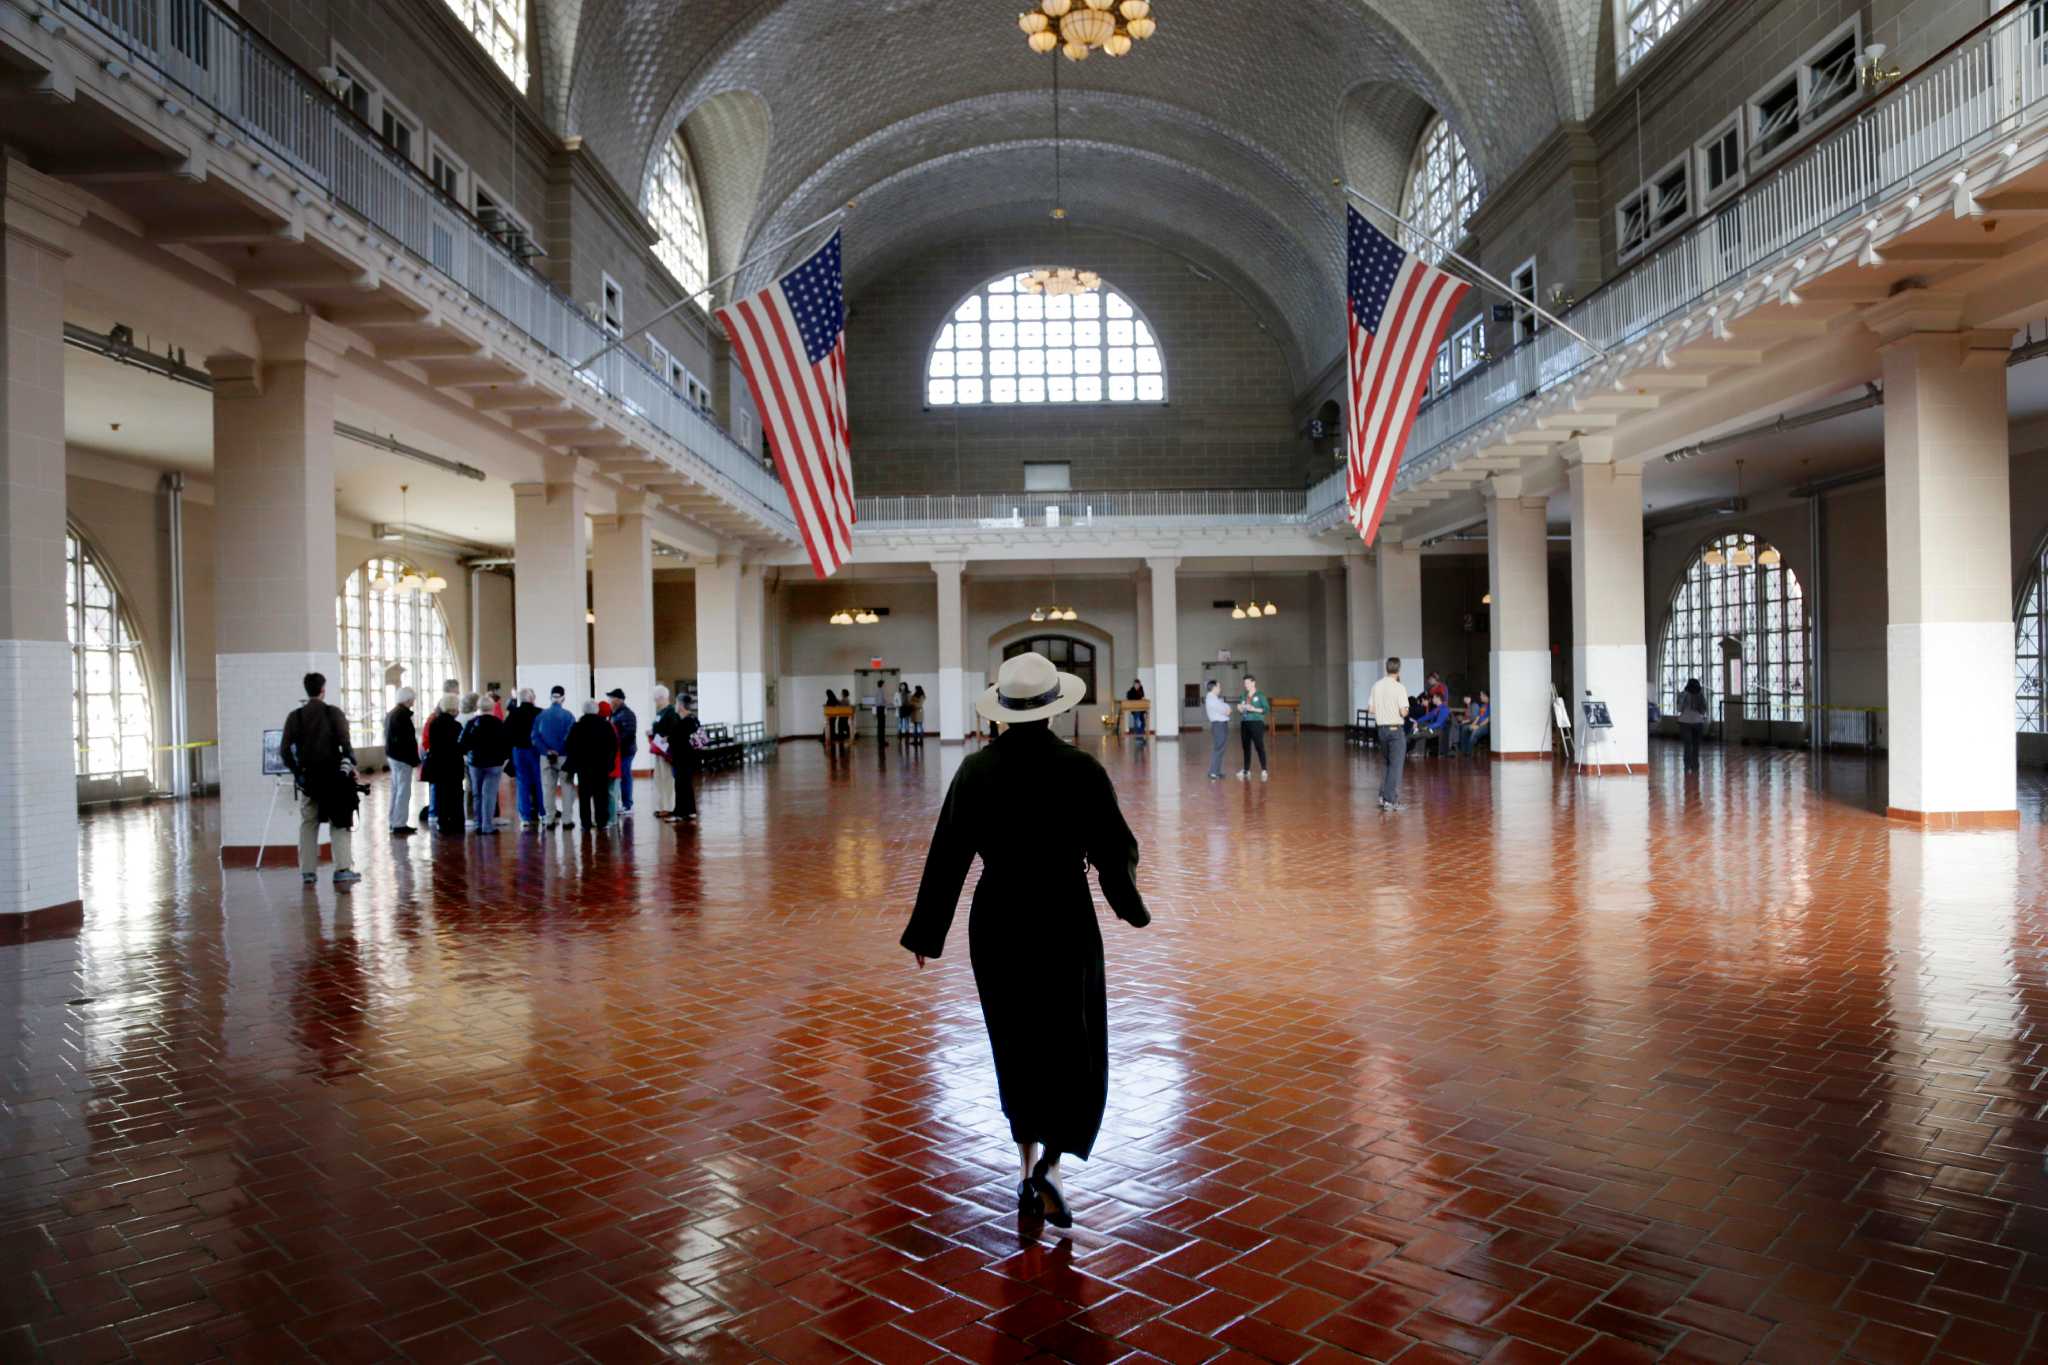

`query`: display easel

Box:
[1578,694,1629,775]
[255,729,292,869]
[1550,687,1574,766]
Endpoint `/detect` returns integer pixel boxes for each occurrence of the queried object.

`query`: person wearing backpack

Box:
[279,672,361,888]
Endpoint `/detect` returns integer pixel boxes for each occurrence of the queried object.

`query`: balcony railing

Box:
[856,488,1319,531]
[1402,0,2048,480]
[60,0,794,532]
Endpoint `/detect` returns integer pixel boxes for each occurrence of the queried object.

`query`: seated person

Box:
[1413,695,1452,755]
[1460,691,1491,754]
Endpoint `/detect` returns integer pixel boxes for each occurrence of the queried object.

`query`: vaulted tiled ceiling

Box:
[535,0,1591,385]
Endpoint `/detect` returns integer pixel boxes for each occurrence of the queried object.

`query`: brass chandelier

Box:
[1019,0,1158,60]
[1022,52,1097,296]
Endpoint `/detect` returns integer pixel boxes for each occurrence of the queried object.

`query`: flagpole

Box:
[572,202,856,373]
[1334,180,1610,359]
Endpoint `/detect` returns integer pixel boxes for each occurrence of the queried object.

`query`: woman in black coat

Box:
[564,701,619,830]
[421,698,466,835]
[902,651,1149,1229]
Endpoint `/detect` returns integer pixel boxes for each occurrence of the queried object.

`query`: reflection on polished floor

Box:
[4,737,2046,1364]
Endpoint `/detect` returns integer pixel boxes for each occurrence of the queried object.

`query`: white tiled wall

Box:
[218,650,338,850]
[0,638,79,913]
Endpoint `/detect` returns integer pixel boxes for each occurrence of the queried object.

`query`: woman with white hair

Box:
[647,686,676,816]
[901,651,1151,1229]
[383,687,420,835]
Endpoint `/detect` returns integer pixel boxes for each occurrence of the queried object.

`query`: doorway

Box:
[852,667,901,738]
[1200,659,1248,719]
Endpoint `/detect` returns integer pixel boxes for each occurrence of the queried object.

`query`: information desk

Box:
[1115,698,1151,737]
[1269,697,1302,735]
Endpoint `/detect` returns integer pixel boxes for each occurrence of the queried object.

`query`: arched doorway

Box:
[999,634,1099,739]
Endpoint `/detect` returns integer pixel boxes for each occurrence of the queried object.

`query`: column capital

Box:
[1145,555,1181,574]
[1569,434,1618,466]
[1,154,89,255]
[1862,289,1969,342]
[930,558,966,580]
[254,314,350,378]
[1484,472,1525,500]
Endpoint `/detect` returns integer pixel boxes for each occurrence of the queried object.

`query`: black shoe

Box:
[1018,1179,1040,1218]
[1030,1152,1072,1229]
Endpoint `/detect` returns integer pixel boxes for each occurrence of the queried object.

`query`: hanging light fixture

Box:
[1702,542,1726,568]
[1231,604,1247,620]
[1020,50,1097,298]
[1726,460,1754,566]
[1758,544,1781,567]
[1018,0,1157,59]
[830,609,853,625]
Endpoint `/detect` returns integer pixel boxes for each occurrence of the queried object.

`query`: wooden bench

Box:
[1269,697,1302,736]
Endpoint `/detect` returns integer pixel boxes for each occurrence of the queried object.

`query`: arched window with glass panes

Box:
[1399,117,1480,265]
[926,273,1165,407]
[439,0,528,88]
[2017,534,2048,732]
[337,559,461,746]
[647,137,709,300]
[1657,532,1808,727]
[67,529,157,797]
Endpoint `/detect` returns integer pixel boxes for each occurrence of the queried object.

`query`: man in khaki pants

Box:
[280,672,360,888]
[648,686,677,816]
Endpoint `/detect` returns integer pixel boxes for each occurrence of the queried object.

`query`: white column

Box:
[1134,568,1155,706]
[1147,556,1180,738]
[1878,318,2017,824]
[210,315,347,862]
[1345,551,1380,719]
[935,560,966,741]
[738,564,767,729]
[695,557,741,725]
[0,158,87,927]
[1486,480,1554,759]
[1319,567,1346,726]
[590,503,656,734]
[512,462,590,708]
[1377,542,1423,694]
[1568,451,1648,770]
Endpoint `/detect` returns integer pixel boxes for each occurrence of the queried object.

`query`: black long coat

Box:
[902,722,1149,1161]
[565,713,619,789]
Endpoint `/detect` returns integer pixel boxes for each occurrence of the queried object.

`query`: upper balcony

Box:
[9,0,797,547]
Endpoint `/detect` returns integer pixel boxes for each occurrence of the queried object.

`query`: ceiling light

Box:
[1758,545,1781,567]
[1727,544,1754,567]
[1031,607,1047,622]
[1702,547,1725,568]
[1263,601,1278,617]
[1019,0,1158,58]
[1231,605,1247,620]
[1482,592,1492,605]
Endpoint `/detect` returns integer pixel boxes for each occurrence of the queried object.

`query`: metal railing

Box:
[61,0,793,531]
[855,487,1315,530]
[1401,0,2048,481]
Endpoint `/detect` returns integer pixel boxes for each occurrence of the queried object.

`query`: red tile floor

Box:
[4,735,2048,1364]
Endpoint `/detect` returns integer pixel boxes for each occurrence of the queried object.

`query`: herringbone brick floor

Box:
[3,737,2046,1364]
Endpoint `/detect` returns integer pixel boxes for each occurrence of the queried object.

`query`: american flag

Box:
[715,231,854,578]
[1345,206,1470,546]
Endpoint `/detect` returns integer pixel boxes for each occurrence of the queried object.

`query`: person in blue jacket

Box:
[531,685,578,828]
[1414,693,1452,756]
[605,688,639,817]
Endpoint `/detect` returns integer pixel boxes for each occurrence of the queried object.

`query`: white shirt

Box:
[1368,676,1410,728]
[1204,692,1232,723]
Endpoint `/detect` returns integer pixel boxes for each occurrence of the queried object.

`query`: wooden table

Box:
[822,705,853,741]
[1269,697,1302,735]
[1115,699,1151,738]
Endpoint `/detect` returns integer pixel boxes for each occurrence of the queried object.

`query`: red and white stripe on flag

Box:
[715,231,855,579]
[1344,206,1470,547]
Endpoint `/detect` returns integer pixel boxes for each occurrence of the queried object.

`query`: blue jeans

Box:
[513,747,543,821]
[619,752,636,811]
[469,764,502,833]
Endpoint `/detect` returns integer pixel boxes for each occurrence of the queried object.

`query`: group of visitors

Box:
[283,675,707,888]
[820,683,928,742]
[1202,675,1272,781]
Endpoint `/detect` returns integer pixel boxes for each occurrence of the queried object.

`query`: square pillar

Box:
[1147,556,1180,737]
[1345,551,1381,718]
[590,504,655,727]
[1134,568,1155,707]
[1878,320,2017,825]
[738,564,767,729]
[211,315,348,862]
[1318,567,1346,726]
[1377,542,1423,694]
[695,557,741,724]
[513,464,590,707]
[1486,480,1554,759]
[0,159,87,932]
[935,560,966,741]
[1568,452,1648,770]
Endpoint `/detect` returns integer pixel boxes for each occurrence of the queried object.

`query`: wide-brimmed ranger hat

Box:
[975,650,1087,725]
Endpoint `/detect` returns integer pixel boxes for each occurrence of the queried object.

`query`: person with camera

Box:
[280,672,362,888]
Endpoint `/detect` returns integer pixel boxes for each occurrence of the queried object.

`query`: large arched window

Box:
[1657,532,1807,725]
[1618,0,1704,75]
[1400,118,1480,264]
[926,272,1165,407]
[67,530,156,792]
[337,560,460,745]
[440,0,528,88]
[647,137,709,299]
[2017,536,2048,732]
[1004,635,1097,704]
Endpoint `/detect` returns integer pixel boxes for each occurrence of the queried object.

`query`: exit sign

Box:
[871,658,883,669]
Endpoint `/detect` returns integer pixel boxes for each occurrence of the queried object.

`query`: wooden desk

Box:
[1115,699,1151,738]
[822,705,853,741]
[1269,697,1302,735]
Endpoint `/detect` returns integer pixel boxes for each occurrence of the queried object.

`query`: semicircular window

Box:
[67,529,157,793]
[926,272,1165,407]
